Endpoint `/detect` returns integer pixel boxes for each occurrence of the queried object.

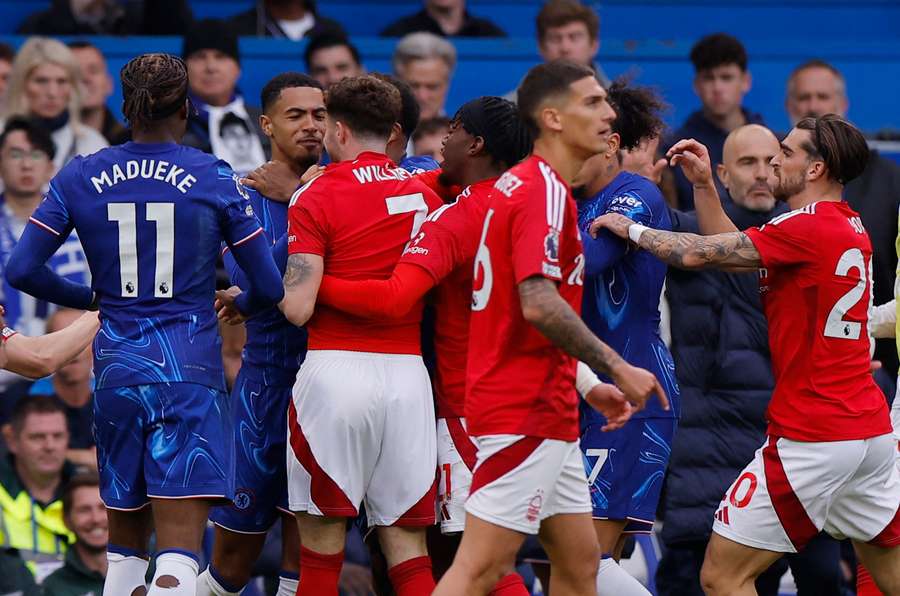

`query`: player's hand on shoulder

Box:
[609,362,669,413]
[241,160,304,204]
[590,213,635,240]
[585,383,634,431]
[215,286,246,326]
[666,138,715,188]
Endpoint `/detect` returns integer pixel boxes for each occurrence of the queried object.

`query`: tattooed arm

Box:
[278,253,324,326]
[590,212,761,271]
[518,277,669,411]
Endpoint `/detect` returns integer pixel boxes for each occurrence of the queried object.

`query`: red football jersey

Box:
[465,156,585,441]
[400,178,497,418]
[288,151,443,354]
[745,200,892,441]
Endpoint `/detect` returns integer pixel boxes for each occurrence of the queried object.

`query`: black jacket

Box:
[660,202,787,545]
[381,9,506,37]
[227,3,344,38]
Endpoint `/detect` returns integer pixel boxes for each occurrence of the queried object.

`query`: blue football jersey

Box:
[29,141,264,390]
[578,171,680,424]
[224,190,307,387]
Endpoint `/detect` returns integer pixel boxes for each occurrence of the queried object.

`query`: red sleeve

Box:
[415,169,463,203]
[510,187,564,283]
[744,209,818,269]
[317,263,435,318]
[287,183,328,256]
[400,200,473,283]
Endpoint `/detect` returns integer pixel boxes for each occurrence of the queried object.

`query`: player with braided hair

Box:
[6,53,284,596]
[306,96,633,595]
[569,78,677,595]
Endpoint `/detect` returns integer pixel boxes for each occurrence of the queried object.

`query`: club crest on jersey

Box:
[233,174,250,201]
[544,229,560,263]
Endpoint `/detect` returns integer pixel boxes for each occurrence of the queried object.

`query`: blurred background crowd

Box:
[0,0,896,594]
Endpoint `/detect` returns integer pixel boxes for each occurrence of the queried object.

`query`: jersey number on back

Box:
[824,247,872,340]
[386,193,429,250]
[107,203,175,299]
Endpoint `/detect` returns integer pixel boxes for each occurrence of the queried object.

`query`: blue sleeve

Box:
[225,233,288,291]
[5,184,93,309]
[581,229,627,277]
[581,186,659,276]
[216,167,284,314]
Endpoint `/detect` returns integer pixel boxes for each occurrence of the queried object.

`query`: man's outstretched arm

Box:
[591,212,761,271]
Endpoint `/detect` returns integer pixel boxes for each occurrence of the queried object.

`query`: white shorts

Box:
[465,435,591,535]
[437,417,478,534]
[286,350,437,527]
[713,434,900,553]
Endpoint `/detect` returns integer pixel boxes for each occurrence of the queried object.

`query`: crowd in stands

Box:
[0,1,895,594]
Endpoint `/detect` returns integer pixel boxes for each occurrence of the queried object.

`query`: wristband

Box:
[1,327,18,343]
[628,223,649,244]
[576,361,603,397]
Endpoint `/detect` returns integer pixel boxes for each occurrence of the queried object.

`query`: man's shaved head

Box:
[718,124,779,212]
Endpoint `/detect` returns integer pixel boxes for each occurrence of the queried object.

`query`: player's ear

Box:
[259,113,273,138]
[608,132,620,156]
[469,135,485,157]
[388,122,403,146]
[2,424,14,453]
[807,158,827,182]
[540,105,563,134]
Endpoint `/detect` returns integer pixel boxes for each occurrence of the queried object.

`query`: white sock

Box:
[196,567,241,596]
[147,550,199,595]
[276,574,300,596]
[596,556,650,595]
[104,550,149,596]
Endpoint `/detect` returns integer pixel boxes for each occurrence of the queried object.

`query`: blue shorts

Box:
[94,382,234,510]
[210,370,292,533]
[581,417,676,533]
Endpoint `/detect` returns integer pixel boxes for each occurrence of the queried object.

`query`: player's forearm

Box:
[635,228,761,270]
[318,264,434,319]
[230,234,285,316]
[692,182,739,235]
[518,277,627,377]
[5,226,94,309]
[5,312,99,378]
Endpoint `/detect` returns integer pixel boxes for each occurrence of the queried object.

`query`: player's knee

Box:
[699,556,740,596]
[553,541,601,588]
[453,548,512,588]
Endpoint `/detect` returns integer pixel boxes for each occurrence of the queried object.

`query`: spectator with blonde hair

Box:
[3,37,107,172]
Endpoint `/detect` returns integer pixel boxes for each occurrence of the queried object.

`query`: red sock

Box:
[298,546,344,596]
[388,555,436,596]
[489,572,530,595]
[857,563,883,596]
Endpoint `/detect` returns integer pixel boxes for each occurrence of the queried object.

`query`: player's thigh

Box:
[287,351,386,517]
[366,354,436,527]
[825,433,900,546]
[436,417,477,535]
[93,385,150,511]
[538,511,600,577]
[853,539,900,594]
[452,513,527,577]
[211,374,290,535]
[142,382,235,501]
